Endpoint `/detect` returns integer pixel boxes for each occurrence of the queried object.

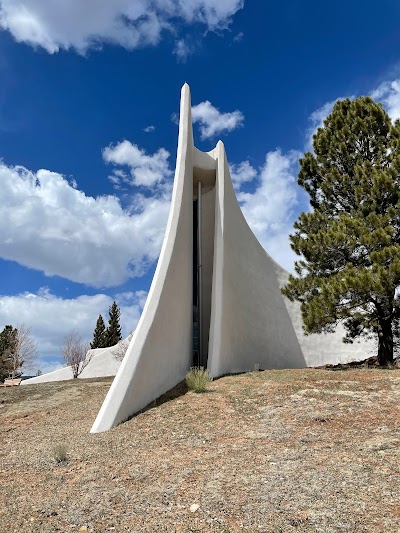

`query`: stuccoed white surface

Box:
[21,346,121,385]
[207,141,307,377]
[91,84,194,432]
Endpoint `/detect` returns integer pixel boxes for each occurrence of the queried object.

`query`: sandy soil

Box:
[1,369,399,532]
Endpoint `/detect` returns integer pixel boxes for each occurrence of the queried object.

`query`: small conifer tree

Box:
[0,325,17,381]
[105,302,122,347]
[90,315,107,349]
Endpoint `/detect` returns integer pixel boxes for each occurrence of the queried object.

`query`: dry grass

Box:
[185,367,211,393]
[52,443,69,465]
[1,369,400,532]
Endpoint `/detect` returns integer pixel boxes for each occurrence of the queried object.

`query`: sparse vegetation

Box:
[1,370,400,531]
[61,331,91,378]
[0,323,38,381]
[112,333,133,362]
[52,443,68,464]
[185,366,211,392]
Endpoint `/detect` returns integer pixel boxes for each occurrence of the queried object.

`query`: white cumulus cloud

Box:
[237,149,305,271]
[0,161,170,287]
[192,100,244,140]
[0,288,146,371]
[103,140,172,187]
[229,160,256,191]
[371,79,400,121]
[0,0,244,54]
[173,39,191,62]
[222,78,400,277]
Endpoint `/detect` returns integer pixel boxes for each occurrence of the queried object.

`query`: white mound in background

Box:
[21,345,122,385]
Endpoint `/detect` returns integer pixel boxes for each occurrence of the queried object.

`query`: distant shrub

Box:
[52,443,68,464]
[386,360,398,370]
[185,367,211,393]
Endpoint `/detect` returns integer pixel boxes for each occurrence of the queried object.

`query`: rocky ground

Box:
[1,368,400,532]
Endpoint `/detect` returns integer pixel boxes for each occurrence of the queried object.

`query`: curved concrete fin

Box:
[207,141,306,377]
[91,84,194,433]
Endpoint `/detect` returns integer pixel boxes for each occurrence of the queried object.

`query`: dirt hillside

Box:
[1,369,399,532]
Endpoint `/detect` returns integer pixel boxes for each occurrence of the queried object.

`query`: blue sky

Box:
[1,0,400,373]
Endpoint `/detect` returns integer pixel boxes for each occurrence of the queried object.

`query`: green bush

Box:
[52,443,68,464]
[185,367,211,393]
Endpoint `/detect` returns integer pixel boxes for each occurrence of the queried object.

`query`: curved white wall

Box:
[91,84,194,433]
[21,346,121,385]
[207,142,306,377]
[22,365,74,384]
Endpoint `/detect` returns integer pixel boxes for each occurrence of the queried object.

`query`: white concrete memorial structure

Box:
[91,84,373,433]
[21,346,121,385]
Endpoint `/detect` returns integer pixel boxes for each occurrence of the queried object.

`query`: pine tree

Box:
[282,96,400,365]
[0,325,17,381]
[90,315,107,349]
[105,302,122,347]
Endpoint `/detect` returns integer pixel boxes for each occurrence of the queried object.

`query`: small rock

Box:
[190,504,200,513]
[79,527,88,532]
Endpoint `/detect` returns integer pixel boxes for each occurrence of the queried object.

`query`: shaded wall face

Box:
[192,153,217,368]
[199,187,216,363]
[207,147,307,377]
[218,186,305,372]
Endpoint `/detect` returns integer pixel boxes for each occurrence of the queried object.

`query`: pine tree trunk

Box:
[377,318,394,366]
